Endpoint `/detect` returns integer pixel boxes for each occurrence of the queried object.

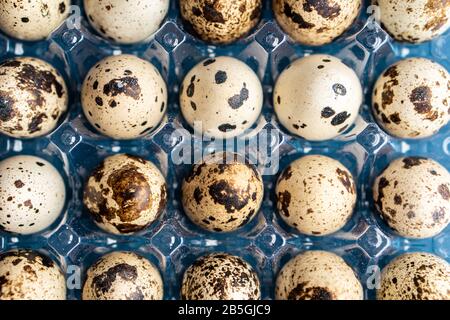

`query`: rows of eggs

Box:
[0,0,449,300]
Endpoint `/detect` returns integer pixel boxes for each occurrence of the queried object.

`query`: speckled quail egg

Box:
[276,155,356,236]
[0,250,66,300]
[82,251,163,300]
[372,58,449,139]
[81,54,167,140]
[0,0,70,41]
[378,252,450,300]
[180,56,263,139]
[274,54,363,141]
[83,154,167,235]
[179,0,262,44]
[182,153,263,233]
[276,250,363,300]
[0,155,66,235]
[0,57,68,138]
[84,0,169,44]
[373,157,450,239]
[376,0,450,43]
[181,253,261,300]
[273,0,362,46]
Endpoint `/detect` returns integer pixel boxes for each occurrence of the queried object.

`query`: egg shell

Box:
[84,0,169,44]
[82,251,163,300]
[377,0,450,43]
[182,154,263,233]
[0,250,66,300]
[0,0,70,41]
[377,252,450,300]
[373,157,450,239]
[81,54,167,140]
[372,58,450,139]
[275,250,363,300]
[0,155,66,235]
[180,56,263,139]
[181,253,261,300]
[276,155,357,236]
[179,0,262,44]
[274,54,363,141]
[83,154,167,235]
[273,0,362,46]
[0,57,68,138]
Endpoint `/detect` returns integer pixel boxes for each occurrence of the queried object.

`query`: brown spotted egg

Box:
[181,253,261,300]
[83,154,167,235]
[275,250,363,300]
[82,251,163,300]
[81,54,167,140]
[373,157,450,239]
[180,0,262,44]
[181,154,263,233]
[0,155,66,235]
[372,58,449,139]
[274,54,363,141]
[0,250,66,300]
[84,0,169,44]
[0,57,68,138]
[0,0,70,41]
[377,0,450,43]
[273,0,362,46]
[378,252,450,300]
[180,56,263,139]
[276,155,357,236]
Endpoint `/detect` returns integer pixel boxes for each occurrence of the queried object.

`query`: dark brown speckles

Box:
[14,180,24,188]
[218,123,237,132]
[283,2,315,29]
[186,75,196,98]
[91,263,137,296]
[376,177,390,212]
[277,191,291,217]
[28,113,48,134]
[409,86,433,115]
[0,91,16,122]
[215,71,227,84]
[438,184,450,200]
[332,83,347,96]
[16,63,64,98]
[59,2,66,14]
[331,111,351,126]
[336,168,354,194]
[203,59,216,66]
[288,282,334,300]
[402,157,426,169]
[321,106,335,118]
[228,83,249,109]
[103,77,141,100]
[95,96,103,106]
[303,0,341,19]
[202,3,226,23]
[389,112,401,124]
[208,179,250,214]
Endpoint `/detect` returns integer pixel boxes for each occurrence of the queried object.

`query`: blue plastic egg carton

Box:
[0,0,448,300]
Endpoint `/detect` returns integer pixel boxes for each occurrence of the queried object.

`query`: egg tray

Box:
[0,0,449,300]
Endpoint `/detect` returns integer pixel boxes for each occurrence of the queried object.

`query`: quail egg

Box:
[276,155,357,236]
[181,253,261,300]
[82,251,163,300]
[377,0,450,43]
[84,0,169,44]
[372,58,449,139]
[0,250,66,300]
[274,54,363,141]
[180,0,262,44]
[0,155,66,235]
[273,0,362,46]
[0,0,70,41]
[378,252,450,300]
[83,154,167,235]
[276,250,363,300]
[81,54,167,140]
[0,57,68,138]
[373,157,450,239]
[182,153,263,233]
[180,56,263,139]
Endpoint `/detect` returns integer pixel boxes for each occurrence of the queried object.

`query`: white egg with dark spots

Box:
[181,253,261,300]
[0,155,66,235]
[274,54,363,141]
[275,250,363,300]
[0,0,70,41]
[82,251,163,300]
[180,56,263,139]
[373,157,450,239]
[81,54,167,140]
[276,155,357,236]
[0,250,66,300]
[378,252,450,300]
[84,0,169,44]
[372,58,449,139]
[273,0,362,46]
[0,57,68,138]
[83,154,167,235]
